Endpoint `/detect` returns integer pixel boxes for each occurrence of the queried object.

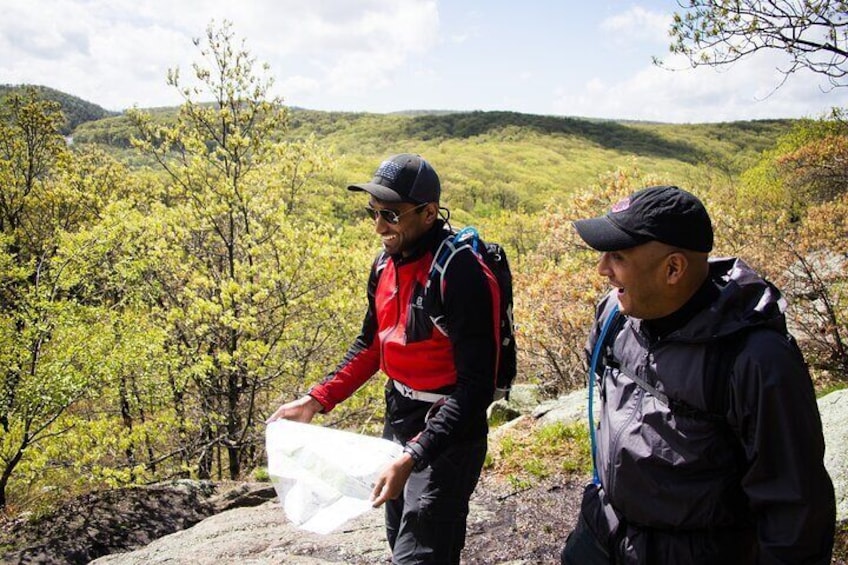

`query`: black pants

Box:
[383,435,487,565]
[561,511,612,564]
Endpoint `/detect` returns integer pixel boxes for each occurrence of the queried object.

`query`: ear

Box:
[423,203,439,225]
[665,252,688,285]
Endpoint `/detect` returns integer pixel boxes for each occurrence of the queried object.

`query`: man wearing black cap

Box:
[267,154,500,564]
[561,185,835,564]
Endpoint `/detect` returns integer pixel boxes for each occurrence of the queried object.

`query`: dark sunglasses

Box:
[364,203,427,225]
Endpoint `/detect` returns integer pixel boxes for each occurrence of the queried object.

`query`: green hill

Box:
[0,84,118,135]
[282,109,794,213]
[65,98,795,214]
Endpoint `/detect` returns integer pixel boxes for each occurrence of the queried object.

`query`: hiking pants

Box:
[561,511,612,564]
[383,434,487,565]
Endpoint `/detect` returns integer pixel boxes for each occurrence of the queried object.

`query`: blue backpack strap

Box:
[454,226,479,253]
[427,228,478,302]
[588,303,621,486]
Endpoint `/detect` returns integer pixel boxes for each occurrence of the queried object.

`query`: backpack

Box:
[427,226,517,401]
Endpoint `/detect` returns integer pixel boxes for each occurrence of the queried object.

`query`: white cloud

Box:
[600,6,670,45]
[318,1,439,95]
[231,0,441,101]
[279,75,322,100]
[552,51,848,123]
[2,1,840,120]
[0,1,198,109]
[0,0,440,109]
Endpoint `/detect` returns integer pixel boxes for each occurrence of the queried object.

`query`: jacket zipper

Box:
[604,350,649,496]
[605,386,642,496]
[381,262,403,377]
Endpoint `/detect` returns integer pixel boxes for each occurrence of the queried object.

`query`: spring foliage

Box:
[1,21,845,515]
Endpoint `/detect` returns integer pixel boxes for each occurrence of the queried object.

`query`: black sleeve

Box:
[405,247,497,465]
[729,330,835,564]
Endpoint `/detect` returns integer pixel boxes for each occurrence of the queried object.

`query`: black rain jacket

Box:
[587,257,835,564]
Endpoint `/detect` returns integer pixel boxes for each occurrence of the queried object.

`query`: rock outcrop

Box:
[3,385,846,565]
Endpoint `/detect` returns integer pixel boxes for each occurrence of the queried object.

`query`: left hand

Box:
[371,452,416,508]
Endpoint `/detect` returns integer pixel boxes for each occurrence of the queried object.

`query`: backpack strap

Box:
[375,251,389,275]
[427,228,478,304]
[454,226,480,252]
[588,303,622,485]
[607,336,735,424]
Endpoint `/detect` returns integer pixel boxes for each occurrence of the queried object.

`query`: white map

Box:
[265,420,402,534]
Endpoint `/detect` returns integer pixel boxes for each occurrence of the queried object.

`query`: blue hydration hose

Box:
[588,303,620,486]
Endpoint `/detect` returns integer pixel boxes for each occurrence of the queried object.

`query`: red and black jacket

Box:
[309,220,499,466]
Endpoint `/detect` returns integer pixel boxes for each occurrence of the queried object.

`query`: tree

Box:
[0,88,67,241]
[516,167,671,394]
[666,0,848,89]
[0,90,120,509]
[724,113,848,375]
[128,20,365,481]
[775,109,848,203]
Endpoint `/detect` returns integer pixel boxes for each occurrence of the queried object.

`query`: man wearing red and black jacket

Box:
[267,153,500,564]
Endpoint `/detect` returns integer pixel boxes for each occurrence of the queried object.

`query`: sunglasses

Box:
[364,203,427,225]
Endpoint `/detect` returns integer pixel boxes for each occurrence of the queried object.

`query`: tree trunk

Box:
[197,424,213,480]
[0,437,27,510]
[119,374,136,481]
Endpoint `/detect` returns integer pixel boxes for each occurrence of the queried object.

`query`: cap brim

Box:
[573,216,647,251]
[348,183,404,203]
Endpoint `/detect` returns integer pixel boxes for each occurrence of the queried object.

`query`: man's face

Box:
[367,198,432,256]
[597,241,677,320]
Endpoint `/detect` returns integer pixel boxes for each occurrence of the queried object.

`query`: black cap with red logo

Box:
[573,185,713,252]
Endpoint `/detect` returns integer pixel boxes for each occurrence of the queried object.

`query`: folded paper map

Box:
[265,420,402,534]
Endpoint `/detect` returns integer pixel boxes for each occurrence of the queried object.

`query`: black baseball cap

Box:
[573,185,713,252]
[348,153,441,204]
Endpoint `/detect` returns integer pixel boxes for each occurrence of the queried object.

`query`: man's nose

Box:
[374,214,390,233]
[597,253,612,276]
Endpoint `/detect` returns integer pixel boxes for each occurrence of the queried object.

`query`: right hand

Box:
[265,395,323,424]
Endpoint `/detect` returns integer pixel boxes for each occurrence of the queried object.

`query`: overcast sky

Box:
[2,0,846,123]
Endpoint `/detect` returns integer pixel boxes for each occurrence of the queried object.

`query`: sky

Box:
[2,0,846,123]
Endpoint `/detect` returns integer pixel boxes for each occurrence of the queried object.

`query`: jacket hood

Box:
[667,257,788,342]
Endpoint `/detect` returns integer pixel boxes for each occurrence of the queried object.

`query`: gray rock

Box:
[818,388,848,521]
[89,497,502,564]
[502,383,543,412]
[488,384,543,425]
[532,387,597,426]
[488,401,522,424]
[489,415,530,440]
[90,500,390,564]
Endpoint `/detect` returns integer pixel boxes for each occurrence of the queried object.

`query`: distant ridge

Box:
[0,84,119,135]
[387,109,461,117]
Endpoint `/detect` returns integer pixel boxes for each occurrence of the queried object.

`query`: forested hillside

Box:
[0,84,117,135]
[1,22,845,525]
[72,101,795,219]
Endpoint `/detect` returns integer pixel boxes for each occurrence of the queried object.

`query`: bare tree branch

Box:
[662,0,848,88]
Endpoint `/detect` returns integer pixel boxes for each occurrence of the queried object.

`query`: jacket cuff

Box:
[305,388,331,414]
[403,442,428,472]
